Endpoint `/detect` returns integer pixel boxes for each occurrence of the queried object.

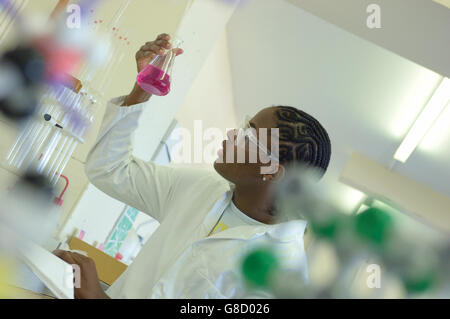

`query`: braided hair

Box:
[274,106,331,177]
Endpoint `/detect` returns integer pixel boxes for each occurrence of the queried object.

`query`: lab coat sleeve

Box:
[85,96,177,223]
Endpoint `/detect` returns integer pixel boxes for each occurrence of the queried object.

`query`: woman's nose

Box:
[226,129,238,142]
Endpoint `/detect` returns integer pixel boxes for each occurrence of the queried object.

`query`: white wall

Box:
[174,29,238,171]
[56,183,126,244]
[286,0,450,78]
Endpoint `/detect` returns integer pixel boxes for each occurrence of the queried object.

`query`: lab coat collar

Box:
[266,219,307,242]
[201,184,307,243]
[207,224,272,241]
[199,190,232,237]
[207,220,306,242]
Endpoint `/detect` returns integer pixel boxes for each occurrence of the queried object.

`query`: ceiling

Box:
[433,0,450,9]
[225,0,450,211]
[285,0,450,78]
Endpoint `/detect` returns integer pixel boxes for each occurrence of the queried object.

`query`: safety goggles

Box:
[233,115,279,164]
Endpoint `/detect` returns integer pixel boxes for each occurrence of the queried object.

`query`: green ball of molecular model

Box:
[354,207,394,248]
[241,248,280,288]
[310,216,340,239]
[402,271,436,294]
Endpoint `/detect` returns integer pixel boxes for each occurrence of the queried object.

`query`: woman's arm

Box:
[122,83,151,107]
[85,34,183,222]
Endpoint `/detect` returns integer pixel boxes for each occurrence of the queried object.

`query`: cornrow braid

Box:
[275,106,331,176]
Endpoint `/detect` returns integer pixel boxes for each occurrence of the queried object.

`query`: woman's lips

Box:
[217,140,226,157]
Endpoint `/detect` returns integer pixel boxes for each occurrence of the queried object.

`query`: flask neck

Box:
[171,38,183,50]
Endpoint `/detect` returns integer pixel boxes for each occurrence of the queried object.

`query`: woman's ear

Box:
[271,164,285,182]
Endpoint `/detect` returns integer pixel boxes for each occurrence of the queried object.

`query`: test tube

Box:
[35,111,65,173]
[0,0,14,33]
[48,89,86,170]
[48,96,83,183]
[81,0,131,89]
[20,108,62,169]
[0,0,29,45]
[98,48,125,92]
[6,117,34,164]
[6,99,52,165]
[107,0,132,30]
[20,123,50,169]
[45,108,73,176]
[76,7,119,85]
[49,138,73,184]
[50,138,77,186]
[98,26,132,93]
[21,103,60,169]
[9,103,55,167]
[19,104,56,167]
[45,135,68,177]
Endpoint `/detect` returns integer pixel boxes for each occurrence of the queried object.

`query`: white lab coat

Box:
[85,96,308,298]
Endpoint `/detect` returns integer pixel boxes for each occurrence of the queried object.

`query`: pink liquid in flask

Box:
[137,65,171,96]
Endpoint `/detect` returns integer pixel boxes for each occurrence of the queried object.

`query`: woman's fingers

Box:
[135,34,183,72]
[156,39,171,49]
[175,48,184,56]
[157,33,170,41]
[135,50,155,61]
[137,41,178,59]
[139,43,165,56]
[53,249,77,265]
[143,38,170,49]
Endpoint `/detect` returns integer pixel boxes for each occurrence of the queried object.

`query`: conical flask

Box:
[136,37,183,96]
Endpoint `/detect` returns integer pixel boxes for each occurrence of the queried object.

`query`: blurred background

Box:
[0,0,448,298]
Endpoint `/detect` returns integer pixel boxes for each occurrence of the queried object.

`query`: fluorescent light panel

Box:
[432,0,450,9]
[356,203,370,215]
[394,77,450,163]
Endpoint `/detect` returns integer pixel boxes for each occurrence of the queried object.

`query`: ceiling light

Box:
[432,0,450,9]
[394,77,450,163]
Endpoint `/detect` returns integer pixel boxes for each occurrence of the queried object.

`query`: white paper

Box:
[18,241,74,299]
